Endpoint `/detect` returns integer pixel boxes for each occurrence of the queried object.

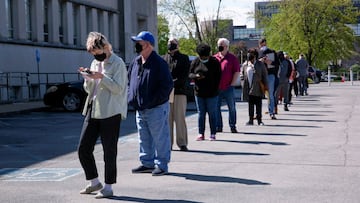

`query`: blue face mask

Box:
[200,59,209,63]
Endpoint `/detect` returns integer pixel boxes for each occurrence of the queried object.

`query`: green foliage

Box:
[157,15,170,55]
[350,63,360,72]
[263,0,358,69]
[178,37,197,56]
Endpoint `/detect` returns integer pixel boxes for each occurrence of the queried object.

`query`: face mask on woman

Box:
[94,53,106,61]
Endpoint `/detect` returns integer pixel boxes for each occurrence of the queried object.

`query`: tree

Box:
[262,0,358,69]
[178,37,197,56]
[158,0,223,48]
[157,15,170,55]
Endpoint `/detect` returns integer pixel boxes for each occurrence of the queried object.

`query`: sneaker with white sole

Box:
[95,188,113,199]
[196,134,205,141]
[209,134,216,141]
[79,183,103,194]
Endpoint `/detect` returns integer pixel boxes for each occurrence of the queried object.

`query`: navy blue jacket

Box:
[128,51,173,110]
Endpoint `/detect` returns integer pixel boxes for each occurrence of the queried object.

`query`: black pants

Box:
[78,107,121,184]
[289,80,298,102]
[248,95,263,123]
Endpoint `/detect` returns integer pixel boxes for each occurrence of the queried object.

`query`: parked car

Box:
[43,80,87,111]
[321,73,342,82]
[307,66,322,83]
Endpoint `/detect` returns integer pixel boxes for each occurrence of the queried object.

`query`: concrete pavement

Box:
[1,81,360,203]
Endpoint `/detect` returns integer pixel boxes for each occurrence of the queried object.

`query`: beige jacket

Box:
[82,53,128,120]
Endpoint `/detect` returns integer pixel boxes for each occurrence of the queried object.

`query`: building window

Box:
[25,0,32,40]
[43,0,49,42]
[98,10,104,33]
[108,13,114,43]
[73,4,80,45]
[5,0,14,38]
[59,0,64,43]
[86,7,92,34]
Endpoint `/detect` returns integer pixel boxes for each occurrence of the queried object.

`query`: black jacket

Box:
[189,56,221,98]
[163,51,191,95]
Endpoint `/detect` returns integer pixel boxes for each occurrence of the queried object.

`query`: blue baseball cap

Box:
[131,31,155,45]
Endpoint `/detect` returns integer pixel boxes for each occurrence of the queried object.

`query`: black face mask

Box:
[94,53,106,61]
[168,43,177,51]
[218,46,224,52]
[135,43,143,53]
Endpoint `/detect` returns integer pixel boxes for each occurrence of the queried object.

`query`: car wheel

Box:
[62,92,82,111]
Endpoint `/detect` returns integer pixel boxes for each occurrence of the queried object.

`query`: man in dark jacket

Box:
[163,38,190,151]
[275,51,292,111]
[128,31,173,176]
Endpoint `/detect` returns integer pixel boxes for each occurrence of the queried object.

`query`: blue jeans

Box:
[216,86,237,130]
[267,74,276,115]
[136,102,171,172]
[195,95,218,135]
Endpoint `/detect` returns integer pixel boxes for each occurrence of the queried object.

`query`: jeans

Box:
[267,74,276,115]
[136,102,171,172]
[195,95,218,135]
[216,86,237,130]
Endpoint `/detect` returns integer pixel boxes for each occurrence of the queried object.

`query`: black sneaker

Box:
[179,146,188,151]
[270,114,277,120]
[152,167,167,176]
[132,165,154,173]
[231,128,238,133]
[245,121,253,126]
[284,105,289,111]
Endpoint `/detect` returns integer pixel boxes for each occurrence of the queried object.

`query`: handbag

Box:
[259,81,266,94]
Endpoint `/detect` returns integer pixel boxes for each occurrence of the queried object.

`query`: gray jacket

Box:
[295,58,309,77]
[242,60,268,101]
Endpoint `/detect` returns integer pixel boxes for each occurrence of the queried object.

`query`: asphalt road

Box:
[0,81,360,203]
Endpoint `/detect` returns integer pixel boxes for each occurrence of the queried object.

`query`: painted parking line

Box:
[0,168,83,181]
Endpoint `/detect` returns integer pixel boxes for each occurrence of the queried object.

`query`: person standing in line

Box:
[77,32,128,199]
[242,48,268,126]
[258,38,279,120]
[285,53,297,104]
[214,38,241,133]
[163,38,190,151]
[295,54,309,96]
[275,51,292,112]
[128,31,173,176]
[189,43,222,141]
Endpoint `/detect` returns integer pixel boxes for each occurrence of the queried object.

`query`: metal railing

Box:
[0,72,81,103]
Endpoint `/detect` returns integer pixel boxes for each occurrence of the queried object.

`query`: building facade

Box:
[0,0,157,102]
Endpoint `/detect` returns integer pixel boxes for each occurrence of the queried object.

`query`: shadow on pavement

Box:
[216,139,289,146]
[186,149,269,156]
[108,196,202,202]
[241,132,307,137]
[169,172,271,185]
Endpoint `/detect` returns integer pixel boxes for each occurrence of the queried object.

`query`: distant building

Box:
[0,0,157,102]
[200,19,234,41]
[255,1,280,29]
